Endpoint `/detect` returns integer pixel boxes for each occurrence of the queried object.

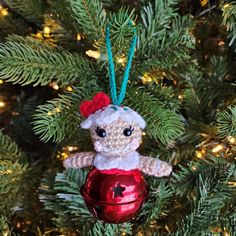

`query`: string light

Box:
[227,136,235,144]
[50,82,59,90]
[212,144,224,153]
[76,33,81,41]
[142,72,153,84]
[228,181,236,186]
[116,55,126,66]
[142,132,146,136]
[218,41,225,46]
[43,26,51,34]
[1,8,9,16]
[66,86,73,92]
[85,50,100,59]
[200,0,208,7]
[192,166,197,171]
[0,79,4,84]
[196,149,205,158]
[223,4,230,9]
[0,101,6,108]
[178,94,184,100]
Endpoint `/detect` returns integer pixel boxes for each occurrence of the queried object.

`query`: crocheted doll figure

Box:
[63,92,172,223]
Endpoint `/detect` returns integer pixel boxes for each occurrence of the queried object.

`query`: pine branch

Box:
[87,222,132,236]
[221,1,236,48]
[0,36,94,86]
[217,106,236,138]
[139,180,174,224]
[39,168,94,231]
[138,0,194,64]
[0,130,24,161]
[67,0,106,40]
[0,132,28,217]
[4,0,43,23]
[126,87,184,144]
[33,92,82,143]
[173,162,235,235]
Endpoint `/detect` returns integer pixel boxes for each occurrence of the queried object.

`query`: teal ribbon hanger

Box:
[105,21,137,106]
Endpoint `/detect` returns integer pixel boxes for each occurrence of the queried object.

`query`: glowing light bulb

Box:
[218,41,225,46]
[43,26,50,34]
[178,94,184,100]
[227,136,235,144]
[66,86,73,92]
[142,73,153,84]
[1,8,8,16]
[0,79,4,84]
[117,56,126,65]
[51,82,59,90]
[0,101,5,108]
[85,50,100,59]
[223,4,230,9]
[76,33,81,41]
[196,151,203,158]
[212,144,224,153]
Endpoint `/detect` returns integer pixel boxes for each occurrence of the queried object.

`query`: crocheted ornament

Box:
[63,23,172,223]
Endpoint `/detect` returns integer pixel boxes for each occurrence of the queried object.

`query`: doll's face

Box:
[90,119,142,157]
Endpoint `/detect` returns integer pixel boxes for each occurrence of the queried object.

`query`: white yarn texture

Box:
[81,104,146,129]
[94,151,140,170]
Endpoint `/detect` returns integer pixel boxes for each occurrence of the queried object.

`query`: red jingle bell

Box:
[81,168,148,223]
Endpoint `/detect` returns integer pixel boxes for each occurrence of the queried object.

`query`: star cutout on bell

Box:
[112,183,126,197]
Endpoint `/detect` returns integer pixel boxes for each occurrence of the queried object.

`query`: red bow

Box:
[80,92,111,118]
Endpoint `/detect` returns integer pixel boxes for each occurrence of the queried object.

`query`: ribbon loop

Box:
[105,21,137,105]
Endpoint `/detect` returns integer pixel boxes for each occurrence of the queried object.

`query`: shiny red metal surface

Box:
[81,168,148,223]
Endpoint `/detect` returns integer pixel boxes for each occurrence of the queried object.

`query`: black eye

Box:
[95,127,107,138]
[123,126,134,137]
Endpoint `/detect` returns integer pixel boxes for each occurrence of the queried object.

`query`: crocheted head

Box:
[80,92,146,157]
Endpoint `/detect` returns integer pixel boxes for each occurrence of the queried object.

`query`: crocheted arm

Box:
[63,152,95,168]
[139,155,172,177]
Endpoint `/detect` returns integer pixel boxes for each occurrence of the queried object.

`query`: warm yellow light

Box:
[142,72,153,84]
[76,33,81,41]
[223,231,230,236]
[227,136,235,144]
[223,4,230,9]
[61,152,68,159]
[51,82,59,90]
[142,132,146,136]
[192,166,197,171]
[218,41,225,46]
[0,101,5,108]
[47,111,53,116]
[0,79,3,84]
[35,32,43,39]
[178,94,184,100]
[196,151,203,158]
[1,8,9,16]
[85,50,100,59]
[68,146,74,152]
[55,107,61,113]
[44,26,50,34]
[66,86,73,92]
[117,56,126,65]
[212,144,224,153]
[228,181,236,186]
[200,0,208,7]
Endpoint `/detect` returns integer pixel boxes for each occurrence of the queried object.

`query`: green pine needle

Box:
[32,92,82,143]
[4,0,43,23]
[0,36,93,86]
[126,87,184,144]
[217,106,236,138]
[0,130,24,161]
[67,0,106,40]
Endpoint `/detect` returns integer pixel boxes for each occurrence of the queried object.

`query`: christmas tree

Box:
[0,0,236,235]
